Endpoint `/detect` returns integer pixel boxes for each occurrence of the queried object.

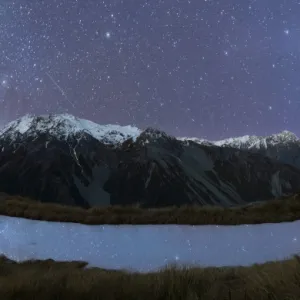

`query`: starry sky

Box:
[0,0,300,140]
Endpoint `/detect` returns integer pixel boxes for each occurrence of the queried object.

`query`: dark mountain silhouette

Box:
[0,114,299,208]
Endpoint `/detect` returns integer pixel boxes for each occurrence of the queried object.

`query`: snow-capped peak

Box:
[0,114,142,144]
[214,130,299,148]
[268,130,299,143]
[180,130,299,149]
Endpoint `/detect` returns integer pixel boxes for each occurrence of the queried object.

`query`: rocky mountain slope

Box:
[0,114,300,208]
[180,130,300,169]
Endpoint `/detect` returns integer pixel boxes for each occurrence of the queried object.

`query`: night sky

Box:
[0,0,300,140]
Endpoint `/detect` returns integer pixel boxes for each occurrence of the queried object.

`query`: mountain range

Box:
[0,113,300,208]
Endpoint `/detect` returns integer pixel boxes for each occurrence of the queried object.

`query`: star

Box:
[0,0,299,139]
[1,80,8,88]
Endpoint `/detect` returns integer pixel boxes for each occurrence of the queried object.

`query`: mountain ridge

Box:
[179,130,299,148]
[1,113,299,149]
[0,113,300,208]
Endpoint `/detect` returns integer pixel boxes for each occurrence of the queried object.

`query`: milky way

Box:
[0,0,300,139]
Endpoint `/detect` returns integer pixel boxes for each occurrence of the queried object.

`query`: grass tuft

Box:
[0,255,299,299]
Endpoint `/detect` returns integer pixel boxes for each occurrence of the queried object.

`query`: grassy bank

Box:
[0,192,300,225]
[0,254,299,300]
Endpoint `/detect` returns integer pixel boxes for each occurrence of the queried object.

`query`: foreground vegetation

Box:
[0,192,299,225]
[0,254,298,300]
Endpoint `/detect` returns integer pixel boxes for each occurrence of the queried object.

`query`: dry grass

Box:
[0,192,300,225]
[0,254,299,299]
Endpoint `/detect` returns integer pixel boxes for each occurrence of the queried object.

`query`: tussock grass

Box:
[0,254,299,299]
[0,192,300,225]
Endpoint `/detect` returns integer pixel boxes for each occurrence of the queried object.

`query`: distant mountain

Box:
[180,131,300,169]
[0,114,300,208]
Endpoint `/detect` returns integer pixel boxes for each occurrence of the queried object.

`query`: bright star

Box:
[1,80,8,87]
